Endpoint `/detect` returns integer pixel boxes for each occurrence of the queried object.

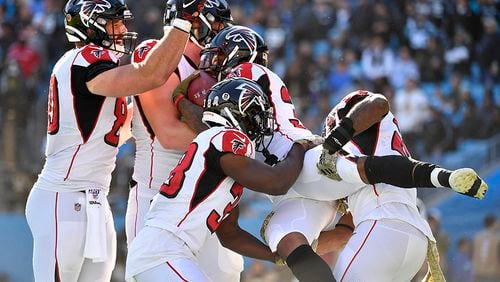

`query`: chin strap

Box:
[261,148,278,166]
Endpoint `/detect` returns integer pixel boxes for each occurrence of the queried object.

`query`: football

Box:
[186,71,217,107]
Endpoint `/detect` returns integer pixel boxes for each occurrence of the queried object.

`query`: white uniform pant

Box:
[289,146,366,201]
[25,188,116,282]
[125,185,243,281]
[126,226,208,282]
[263,147,361,253]
[264,196,337,252]
[334,219,428,282]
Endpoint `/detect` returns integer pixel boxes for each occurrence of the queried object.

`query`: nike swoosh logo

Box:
[183,0,197,8]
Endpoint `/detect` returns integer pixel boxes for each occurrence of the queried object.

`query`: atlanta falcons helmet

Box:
[203,77,274,143]
[199,25,268,80]
[164,0,233,46]
[254,31,269,67]
[64,0,138,54]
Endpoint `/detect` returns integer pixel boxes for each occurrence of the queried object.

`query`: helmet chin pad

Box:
[202,111,235,129]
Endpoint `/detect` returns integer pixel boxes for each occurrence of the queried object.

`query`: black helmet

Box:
[254,31,269,67]
[64,0,138,55]
[203,77,274,143]
[164,0,233,47]
[199,25,268,80]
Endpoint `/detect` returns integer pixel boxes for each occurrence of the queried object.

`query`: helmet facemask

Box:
[65,0,137,55]
[199,47,226,80]
[202,78,274,144]
[199,44,258,81]
[191,12,232,47]
[198,26,263,81]
[164,0,233,48]
[85,9,137,56]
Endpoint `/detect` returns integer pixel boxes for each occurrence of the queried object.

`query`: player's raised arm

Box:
[85,0,206,97]
[323,91,389,154]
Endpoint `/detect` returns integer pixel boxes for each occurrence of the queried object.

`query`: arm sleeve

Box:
[86,61,119,82]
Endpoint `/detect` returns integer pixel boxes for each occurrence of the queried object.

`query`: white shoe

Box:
[449,168,488,199]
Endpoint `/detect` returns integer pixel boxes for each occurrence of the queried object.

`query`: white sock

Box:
[430,168,447,188]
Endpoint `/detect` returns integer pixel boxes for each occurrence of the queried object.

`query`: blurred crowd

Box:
[0,0,499,281]
[229,0,500,159]
[422,212,500,282]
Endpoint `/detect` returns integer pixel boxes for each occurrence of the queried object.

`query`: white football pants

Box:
[334,219,428,282]
[125,185,243,282]
[25,188,116,282]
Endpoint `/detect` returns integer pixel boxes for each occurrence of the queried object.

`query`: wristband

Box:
[173,93,185,110]
[171,18,191,33]
[324,117,355,153]
[335,223,354,232]
[337,117,355,139]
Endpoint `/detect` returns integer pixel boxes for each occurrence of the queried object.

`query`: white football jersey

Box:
[326,90,434,240]
[145,126,254,252]
[131,39,199,198]
[34,44,126,193]
[228,62,312,162]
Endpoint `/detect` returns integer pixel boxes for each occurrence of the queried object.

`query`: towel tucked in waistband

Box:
[83,188,108,262]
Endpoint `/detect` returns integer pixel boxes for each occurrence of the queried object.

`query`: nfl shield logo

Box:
[74,203,81,212]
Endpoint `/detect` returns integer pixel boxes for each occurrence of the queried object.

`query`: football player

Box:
[24,0,205,281]
[175,25,487,282]
[125,1,244,281]
[311,90,441,281]
[125,78,319,282]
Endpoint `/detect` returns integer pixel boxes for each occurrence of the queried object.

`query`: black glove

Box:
[323,117,354,154]
[175,0,206,22]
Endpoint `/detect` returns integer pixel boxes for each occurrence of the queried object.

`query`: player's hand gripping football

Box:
[172,70,200,108]
[175,0,206,22]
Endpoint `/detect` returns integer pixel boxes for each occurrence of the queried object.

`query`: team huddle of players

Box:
[25,0,488,281]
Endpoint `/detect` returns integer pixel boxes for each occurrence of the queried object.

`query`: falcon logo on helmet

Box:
[80,0,111,27]
[226,28,257,53]
[202,77,274,151]
[236,83,265,113]
[204,0,220,8]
